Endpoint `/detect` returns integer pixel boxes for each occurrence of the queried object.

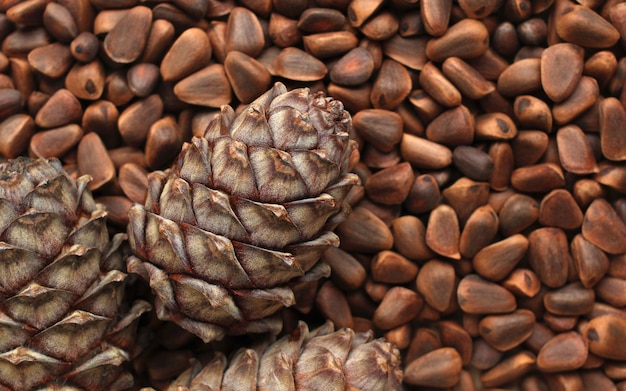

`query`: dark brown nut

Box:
[442,177,490,226]
[297,7,345,33]
[401,133,453,170]
[511,163,565,193]
[438,321,472,365]
[326,83,372,113]
[517,17,547,45]
[513,95,553,133]
[471,338,503,370]
[330,47,375,86]
[571,234,610,289]
[541,43,584,102]
[273,47,328,81]
[77,132,115,191]
[489,141,514,190]
[145,115,183,170]
[425,18,489,61]
[302,31,358,59]
[425,204,461,260]
[373,286,423,330]
[34,88,82,128]
[473,234,528,282]
[408,89,444,124]
[528,227,570,288]
[82,100,120,148]
[27,42,73,79]
[360,10,398,41]
[457,274,517,315]
[544,282,595,317]
[347,0,384,27]
[173,64,232,107]
[419,61,461,108]
[70,32,100,63]
[474,112,517,141]
[405,174,441,215]
[269,12,301,48]
[497,58,542,97]
[118,162,148,204]
[468,48,510,82]
[585,315,626,360]
[352,109,403,153]
[555,4,620,48]
[525,322,556,354]
[537,331,588,372]
[391,215,434,261]
[595,277,626,308]
[458,0,499,19]
[492,21,520,57]
[584,50,617,89]
[0,114,34,158]
[480,351,536,388]
[65,60,106,100]
[452,146,494,182]
[160,27,212,82]
[104,70,134,107]
[224,51,271,104]
[361,145,401,169]
[499,193,539,236]
[404,347,463,388]
[382,35,428,71]
[370,59,412,110]
[140,19,175,64]
[582,198,626,254]
[425,105,474,147]
[594,161,626,194]
[96,195,132,227]
[118,94,164,147]
[406,328,442,364]
[315,280,353,330]
[599,97,626,161]
[103,6,152,64]
[441,56,495,99]
[459,205,499,259]
[224,6,264,57]
[420,0,451,36]
[416,259,455,312]
[43,2,78,43]
[322,247,367,291]
[127,62,160,98]
[29,124,83,159]
[556,124,598,174]
[371,250,418,284]
[538,188,584,230]
[582,371,618,390]
[365,278,389,303]
[502,268,542,298]
[365,162,414,205]
[553,76,599,125]
[511,130,549,167]
[384,323,412,350]
[479,309,536,352]
[2,27,49,57]
[336,206,393,253]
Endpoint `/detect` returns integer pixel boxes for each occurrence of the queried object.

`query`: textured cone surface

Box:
[128,82,359,342]
[162,321,403,391]
[0,157,150,391]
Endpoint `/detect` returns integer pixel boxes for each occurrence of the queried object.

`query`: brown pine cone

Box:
[127,82,360,342]
[0,157,150,391]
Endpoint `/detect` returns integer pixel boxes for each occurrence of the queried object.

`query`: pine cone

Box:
[127,82,359,342]
[0,157,150,391]
[161,321,403,391]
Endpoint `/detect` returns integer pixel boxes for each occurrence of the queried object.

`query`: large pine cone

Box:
[0,157,150,391]
[162,321,403,391]
[127,82,359,342]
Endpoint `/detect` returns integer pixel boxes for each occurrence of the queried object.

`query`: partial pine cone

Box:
[0,157,150,391]
[155,321,403,391]
[127,82,360,343]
